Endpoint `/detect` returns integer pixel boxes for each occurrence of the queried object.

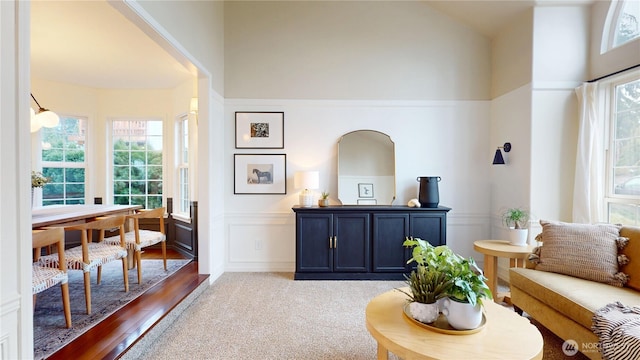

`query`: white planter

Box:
[441,297,483,330]
[508,228,529,246]
[408,301,439,324]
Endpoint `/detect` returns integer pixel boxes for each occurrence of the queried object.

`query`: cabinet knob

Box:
[333,236,337,248]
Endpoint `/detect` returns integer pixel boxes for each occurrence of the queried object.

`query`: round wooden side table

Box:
[473,240,535,303]
[365,288,543,360]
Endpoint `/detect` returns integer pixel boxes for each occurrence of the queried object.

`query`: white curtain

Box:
[573,82,605,223]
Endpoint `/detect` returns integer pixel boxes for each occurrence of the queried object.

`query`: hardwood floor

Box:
[46,249,209,360]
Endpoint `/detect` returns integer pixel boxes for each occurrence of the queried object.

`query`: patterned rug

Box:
[33,259,191,359]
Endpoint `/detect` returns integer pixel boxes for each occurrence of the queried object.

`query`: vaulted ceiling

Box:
[30,0,592,90]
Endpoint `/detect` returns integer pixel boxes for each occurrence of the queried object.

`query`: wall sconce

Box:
[294,171,319,207]
[189,97,198,114]
[30,93,60,133]
[492,142,511,165]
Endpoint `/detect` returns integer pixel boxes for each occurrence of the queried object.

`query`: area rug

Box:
[33,259,190,359]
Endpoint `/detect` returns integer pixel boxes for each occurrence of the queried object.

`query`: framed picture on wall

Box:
[235,112,284,149]
[234,154,287,194]
[358,183,374,198]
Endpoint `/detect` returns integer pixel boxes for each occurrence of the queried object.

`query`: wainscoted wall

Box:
[223,99,493,273]
[225,212,296,272]
[224,211,492,272]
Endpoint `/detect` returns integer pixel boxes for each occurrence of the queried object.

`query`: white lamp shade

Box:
[294,171,319,190]
[30,108,42,133]
[37,110,60,128]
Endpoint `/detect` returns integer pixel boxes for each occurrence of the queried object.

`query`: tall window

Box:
[177,116,190,215]
[112,119,163,209]
[41,116,87,205]
[606,76,640,225]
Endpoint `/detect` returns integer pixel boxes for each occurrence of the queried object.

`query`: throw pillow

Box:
[533,220,628,287]
[620,226,640,291]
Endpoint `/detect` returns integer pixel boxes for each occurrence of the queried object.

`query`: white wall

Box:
[1,2,33,358]
[530,6,589,224]
[224,99,492,271]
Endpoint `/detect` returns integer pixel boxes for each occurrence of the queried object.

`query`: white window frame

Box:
[603,72,640,225]
[602,0,640,53]
[174,114,190,220]
[40,115,88,206]
[110,117,164,209]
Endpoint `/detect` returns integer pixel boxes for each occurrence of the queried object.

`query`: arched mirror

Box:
[338,130,395,205]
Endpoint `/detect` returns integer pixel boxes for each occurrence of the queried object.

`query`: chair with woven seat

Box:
[32,227,72,328]
[38,215,129,314]
[104,207,166,284]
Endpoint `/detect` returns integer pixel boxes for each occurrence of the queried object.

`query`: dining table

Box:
[32,204,142,228]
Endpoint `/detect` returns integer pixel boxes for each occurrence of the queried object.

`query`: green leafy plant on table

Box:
[399,237,491,307]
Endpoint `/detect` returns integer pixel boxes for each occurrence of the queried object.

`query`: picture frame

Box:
[358,183,374,198]
[235,112,284,149]
[234,154,287,194]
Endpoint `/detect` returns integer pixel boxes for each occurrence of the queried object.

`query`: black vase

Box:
[417,176,441,208]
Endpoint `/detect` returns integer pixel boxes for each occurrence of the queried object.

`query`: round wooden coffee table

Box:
[473,240,535,302]
[365,288,543,360]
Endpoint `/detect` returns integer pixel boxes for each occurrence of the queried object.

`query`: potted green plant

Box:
[396,238,452,323]
[400,238,491,330]
[31,171,50,207]
[318,191,330,207]
[501,207,530,246]
[439,250,492,330]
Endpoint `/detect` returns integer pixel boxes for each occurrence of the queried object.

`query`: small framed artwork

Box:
[234,154,287,194]
[235,112,284,149]
[358,183,374,198]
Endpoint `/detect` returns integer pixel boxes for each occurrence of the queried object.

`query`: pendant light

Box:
[30,93,60,131]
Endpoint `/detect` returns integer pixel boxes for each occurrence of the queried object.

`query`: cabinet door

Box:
[409,213,446,246]
[333,213,370,272]
[372,213,409,272]
[296,213,333,272]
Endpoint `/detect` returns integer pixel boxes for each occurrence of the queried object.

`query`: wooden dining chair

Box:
[104,207,166,284]
[38,216,129,314]
[32,227,72,328]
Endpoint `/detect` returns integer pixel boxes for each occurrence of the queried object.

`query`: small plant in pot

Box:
[318,191,330,207]
[501,207,530,246]
[396,238,452,323]
[441,253,492,330]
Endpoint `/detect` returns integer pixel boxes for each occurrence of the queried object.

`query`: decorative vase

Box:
[441,297,483,330]
[417,176,441,208]
[508,228,529,246]
[408,301,439,324]
[318,199,329,207]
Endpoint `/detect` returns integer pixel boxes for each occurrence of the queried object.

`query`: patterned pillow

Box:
[532,220,628,287]
[620,226,640,291]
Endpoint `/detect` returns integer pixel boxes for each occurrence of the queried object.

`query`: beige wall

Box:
[491,9,533,98]
[224,1,491,100]
[137,0,225,95]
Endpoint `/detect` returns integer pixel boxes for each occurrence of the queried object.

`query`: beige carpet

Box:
[125,272,590,360]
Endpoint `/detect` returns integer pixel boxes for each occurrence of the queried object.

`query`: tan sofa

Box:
[510,225,640,360]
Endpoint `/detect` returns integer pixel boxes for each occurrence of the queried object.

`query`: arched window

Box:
[602,0,640,53]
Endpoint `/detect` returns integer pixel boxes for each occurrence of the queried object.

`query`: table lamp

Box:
[294,171,319,207]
